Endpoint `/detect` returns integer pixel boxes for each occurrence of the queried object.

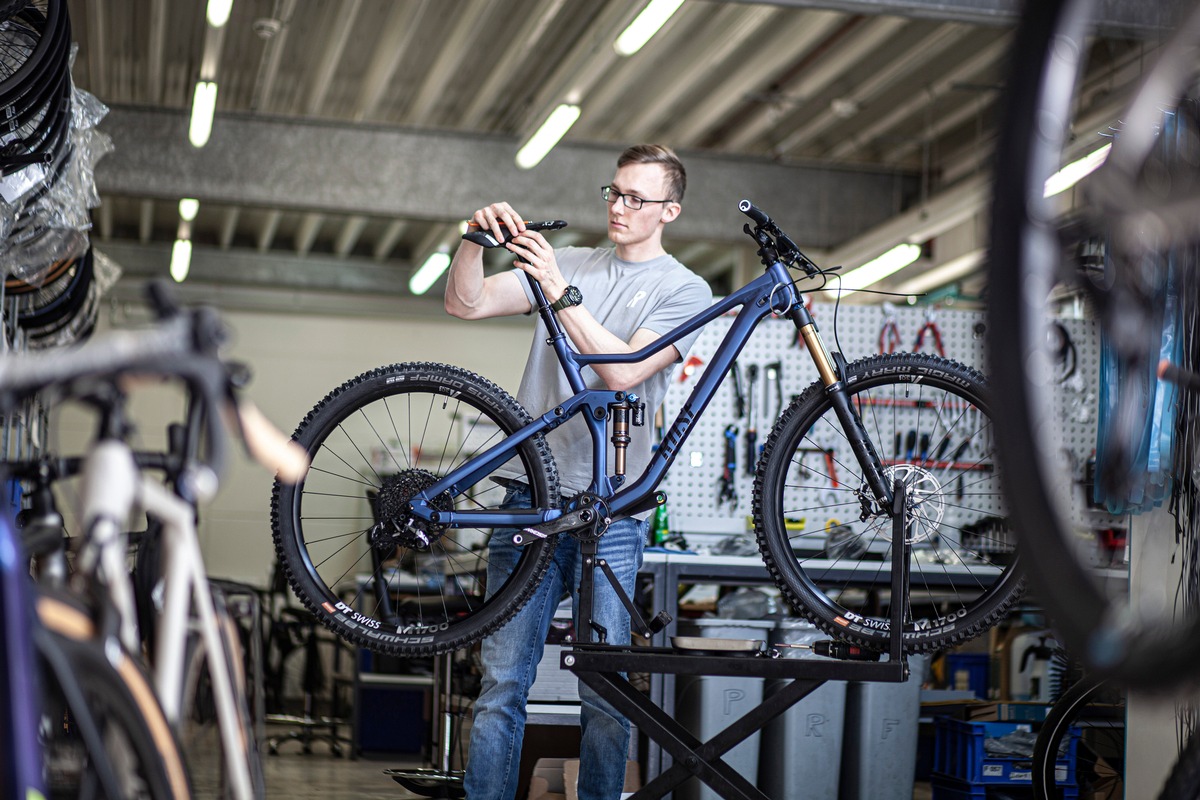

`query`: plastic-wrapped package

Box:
[0,81,112,286]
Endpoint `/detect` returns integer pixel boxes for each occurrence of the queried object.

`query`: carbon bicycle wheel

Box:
[1033,676,1125,800]
[988,0,1200,687]
[272,362,560,657]
[36,591,192,800]
[755,353,1022,652]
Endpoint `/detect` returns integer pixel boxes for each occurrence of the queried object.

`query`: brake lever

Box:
[462,219,568,248]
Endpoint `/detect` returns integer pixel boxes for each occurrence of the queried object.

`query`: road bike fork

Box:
[788,305,895,512]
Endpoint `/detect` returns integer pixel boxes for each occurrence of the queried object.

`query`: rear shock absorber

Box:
[609,393,645,476]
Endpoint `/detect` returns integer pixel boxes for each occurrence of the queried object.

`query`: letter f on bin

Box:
[881,717,901,739]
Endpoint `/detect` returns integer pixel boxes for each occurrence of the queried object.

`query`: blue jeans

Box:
[464,485,647,800]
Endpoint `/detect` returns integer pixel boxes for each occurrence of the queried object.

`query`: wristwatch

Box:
[548,285,583,313]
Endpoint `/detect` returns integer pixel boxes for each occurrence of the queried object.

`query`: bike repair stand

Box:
[564,479,913,800]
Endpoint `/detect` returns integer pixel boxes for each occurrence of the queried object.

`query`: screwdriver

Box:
[773,640,882,661]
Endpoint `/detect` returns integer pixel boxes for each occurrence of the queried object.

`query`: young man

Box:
[444,144,712,800]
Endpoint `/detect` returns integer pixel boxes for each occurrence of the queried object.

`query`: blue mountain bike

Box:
[272,201,1020,657]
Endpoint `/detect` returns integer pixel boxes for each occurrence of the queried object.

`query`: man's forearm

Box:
[444,245,485,318]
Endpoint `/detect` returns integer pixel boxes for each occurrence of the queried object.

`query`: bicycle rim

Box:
[272,362,559,657]
[988,0,1200,686]
[755,353,1022,652]
[1033,677,1125,800]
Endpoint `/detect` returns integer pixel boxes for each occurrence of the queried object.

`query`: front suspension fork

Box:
[789,305,895,513]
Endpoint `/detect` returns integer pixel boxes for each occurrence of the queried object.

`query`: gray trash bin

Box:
[759,619,847,800]
[839,653,929,800]
[674,618,774,800]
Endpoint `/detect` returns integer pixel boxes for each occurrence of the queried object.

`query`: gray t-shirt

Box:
[503,246,712,498]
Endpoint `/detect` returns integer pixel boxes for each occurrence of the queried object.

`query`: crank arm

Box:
[512,505,599,547]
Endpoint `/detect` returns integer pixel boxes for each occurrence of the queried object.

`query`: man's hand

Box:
[469,202,526,246]
[507,230,568,305]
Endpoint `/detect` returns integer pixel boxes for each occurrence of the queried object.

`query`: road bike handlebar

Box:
[0,283,308,488]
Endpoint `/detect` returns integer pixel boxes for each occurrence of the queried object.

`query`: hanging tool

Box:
[904,430,917,461]
[798,447,838,488]
[913,307,946,357]
[878,303,902,354]
[717,425,739,508]
[745,364,759,476]
[918,433,930,463]
[762,360,783,422]
[731,360,746,419]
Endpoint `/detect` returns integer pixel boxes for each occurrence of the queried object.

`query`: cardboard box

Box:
[563,759,640,800]
[527,758,568,800]
[966,701,1053,722]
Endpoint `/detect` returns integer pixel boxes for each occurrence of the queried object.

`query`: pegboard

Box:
[656,302,1110,538]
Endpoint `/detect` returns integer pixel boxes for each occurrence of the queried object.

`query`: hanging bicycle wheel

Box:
[988,0,1200,687]
[755,353,1022,653]
[272,362,560,657]
[1032,675,1125,800]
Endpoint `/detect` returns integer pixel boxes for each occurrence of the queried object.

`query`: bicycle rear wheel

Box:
[988,0,1200,686]
[755,353,1021,652]
[36,591,192,800]
[272,362,560,657]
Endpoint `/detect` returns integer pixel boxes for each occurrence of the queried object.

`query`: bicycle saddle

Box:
[461,219,568,248]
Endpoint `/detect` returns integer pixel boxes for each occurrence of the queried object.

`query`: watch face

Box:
[566,286,582,305]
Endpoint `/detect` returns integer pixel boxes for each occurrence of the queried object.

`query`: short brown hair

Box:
[617,144,686,202]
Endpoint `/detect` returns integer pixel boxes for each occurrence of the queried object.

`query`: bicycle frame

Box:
[409,255,893,529]
[78,435,258,800]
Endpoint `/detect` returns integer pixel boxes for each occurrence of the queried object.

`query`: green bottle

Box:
[651,502,669,546]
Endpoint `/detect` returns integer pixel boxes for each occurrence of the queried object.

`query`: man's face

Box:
[606,162,677,247]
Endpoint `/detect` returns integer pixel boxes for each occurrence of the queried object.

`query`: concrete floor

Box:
[252,737,937,800]
[262,746,425,800]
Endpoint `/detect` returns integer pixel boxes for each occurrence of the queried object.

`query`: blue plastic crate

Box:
[931,779,1079,800]
[933,718,1078,787]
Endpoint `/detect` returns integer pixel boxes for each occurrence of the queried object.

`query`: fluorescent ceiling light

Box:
[833,243,922,298]
[170,239,192,283]
[206,0,233,27]
[189,81,219,148]
[614,0,686,56]
[178,198,199,221]
[410,250,451,295]
[516,104,581,169]
[1044,143,1111,197]
[894,249,984,296]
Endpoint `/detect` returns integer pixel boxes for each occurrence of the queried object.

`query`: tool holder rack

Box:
[563,480,914,800]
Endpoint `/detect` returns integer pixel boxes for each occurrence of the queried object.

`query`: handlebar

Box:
[738,199,821,277]
[738,199,771,227]
[0,283,309,490]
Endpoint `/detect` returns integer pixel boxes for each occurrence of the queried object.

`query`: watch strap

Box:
[549,286,580,312]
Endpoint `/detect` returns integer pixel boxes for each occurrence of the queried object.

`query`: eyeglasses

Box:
[601,185,673,211]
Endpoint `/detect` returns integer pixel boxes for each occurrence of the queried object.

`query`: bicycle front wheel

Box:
[37,591,192,800]
[272,362,560,657]
[755,353,1021,652]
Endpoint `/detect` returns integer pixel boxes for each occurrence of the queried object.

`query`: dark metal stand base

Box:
[563,480,914,800]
